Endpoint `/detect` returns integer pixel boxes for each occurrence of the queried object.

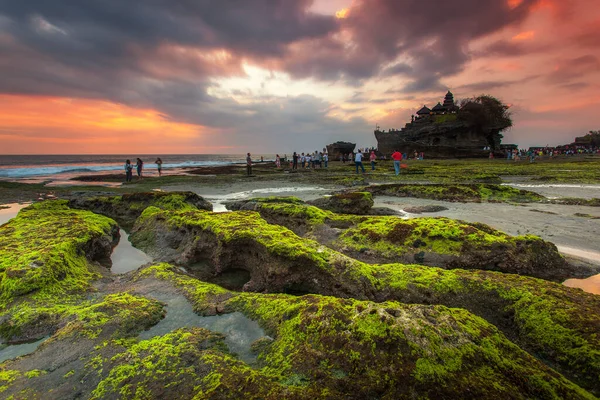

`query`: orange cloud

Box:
[335,8,349,19]
[512,30,535,41]
[0,95,208,154]
[507,0,524,9]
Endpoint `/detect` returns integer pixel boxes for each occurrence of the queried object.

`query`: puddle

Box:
[139,292,267,364]
[204,186,329,213]
[0,203,30,225]
[563,275,600,295]
[111,229,153,274]
[559,246,600,295]
[0,337,49,364]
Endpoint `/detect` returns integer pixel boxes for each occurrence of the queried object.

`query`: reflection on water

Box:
[111,229,152,274]
[0,337,48,363]
[558,246,600,295]
[139,292,266,364]
[205,186,329,213]
[563,275,600,295]
[0,203,30,225]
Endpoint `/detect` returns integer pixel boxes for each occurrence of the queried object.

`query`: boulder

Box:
[308,192,374,215]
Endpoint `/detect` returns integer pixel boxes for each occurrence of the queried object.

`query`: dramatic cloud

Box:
[0,0,598,152]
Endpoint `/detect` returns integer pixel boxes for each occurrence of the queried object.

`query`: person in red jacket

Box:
[391,150,403,175]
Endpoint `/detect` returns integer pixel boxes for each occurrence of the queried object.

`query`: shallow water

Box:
[139,292,267,364]
[0,337,48,364]
[110,229,153,274]
[205,186,329,213]
[563,275,600,295]
[559,246,600,295]
[0,203,30,225]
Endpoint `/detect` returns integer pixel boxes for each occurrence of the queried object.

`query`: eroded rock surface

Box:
[68,191,212,229]
[2,199,599,398]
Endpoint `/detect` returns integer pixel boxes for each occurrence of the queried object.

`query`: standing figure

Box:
[246,153,252,176]
[370,151,377,170]
[136,158,144,179]
[292,152,298,170]
[355,150,365,174]
[124,159,133,182]
[323,152,328,168]
[275,154,281,168]
[391,150,403,176]
[155,157,163,176]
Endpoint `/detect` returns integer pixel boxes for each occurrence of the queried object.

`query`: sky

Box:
[0,0,598,154]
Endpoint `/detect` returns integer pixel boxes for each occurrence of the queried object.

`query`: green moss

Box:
[24,370,46,379]
[136,208,333,271]
[1,292,164,343]
[63,370,75,378]
[0,200,117,308]
[367,183,545,203]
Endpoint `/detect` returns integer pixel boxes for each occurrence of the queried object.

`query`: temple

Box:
[415,91,460,121]
[374,91,506,158]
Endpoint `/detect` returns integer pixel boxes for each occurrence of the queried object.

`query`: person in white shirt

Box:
[355,150,365,174]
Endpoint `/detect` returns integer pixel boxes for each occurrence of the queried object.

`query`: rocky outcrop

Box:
[127,207,600,394]
[365,183,546,203]
[0,200,119,311]
[68,191,212,229]
[1,202,599,397]
[2,263,594,399]
[222,198,581,282]
[326,141,355,160]
[308,192,374,215]
[374,105,507,158]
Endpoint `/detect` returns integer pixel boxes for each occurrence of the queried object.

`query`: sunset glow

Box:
[0,0,598,154]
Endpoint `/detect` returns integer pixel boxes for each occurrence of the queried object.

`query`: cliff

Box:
[375,115,503,158]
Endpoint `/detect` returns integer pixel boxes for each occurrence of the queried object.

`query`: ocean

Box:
[0,154,271,180]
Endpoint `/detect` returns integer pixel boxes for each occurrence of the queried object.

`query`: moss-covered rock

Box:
[308,191,374,215]
[131,264,597,399]
[222,199,578,282]
[130,207,600,395]
[366,183,546,203]
[335,215,576,281]
[0,200,118,309]
[68,191,212,229]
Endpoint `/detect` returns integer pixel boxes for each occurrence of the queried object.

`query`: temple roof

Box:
[416,105,431,115]
[443,91,455,107]
[432,102,445,112]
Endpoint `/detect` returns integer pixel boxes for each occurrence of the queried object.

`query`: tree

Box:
[458,95,512,150]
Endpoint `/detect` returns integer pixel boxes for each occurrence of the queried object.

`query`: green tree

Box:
[458,95,512,150]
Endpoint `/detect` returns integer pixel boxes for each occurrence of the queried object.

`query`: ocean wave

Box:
[0,161,236,178]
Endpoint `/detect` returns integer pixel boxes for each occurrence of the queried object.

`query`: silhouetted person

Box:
[246,153,252,176]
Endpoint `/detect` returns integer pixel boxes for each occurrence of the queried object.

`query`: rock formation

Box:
[375,92,511,158]
[1,194,599,398]
[326,141,356,160]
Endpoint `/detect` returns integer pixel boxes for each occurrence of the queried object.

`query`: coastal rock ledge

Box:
[0,195,598,399]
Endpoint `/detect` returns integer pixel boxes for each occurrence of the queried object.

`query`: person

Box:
[293,152,298,170]
[124,159,133,182]
[275,154,281,168]
[301,153,306,169]
[246,153,252,176]
[355,150,365,174]
[136,158,144,179]
[260,156,264,162]
[155,157,163,176]
[323,152,328,168]
[369,150,377,170]
[391,150,403,175]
